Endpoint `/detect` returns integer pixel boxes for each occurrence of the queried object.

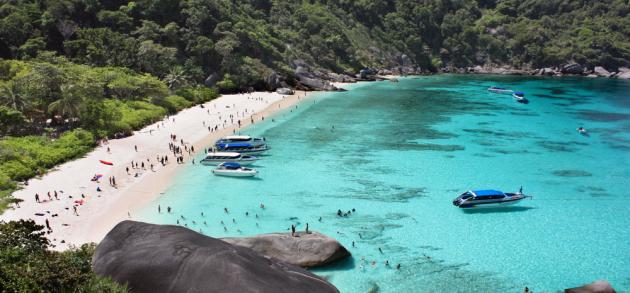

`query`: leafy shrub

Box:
[152,95,192,113]
[0,220,127,292]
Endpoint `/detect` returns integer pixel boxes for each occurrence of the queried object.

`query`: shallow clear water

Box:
[138,75,630,292]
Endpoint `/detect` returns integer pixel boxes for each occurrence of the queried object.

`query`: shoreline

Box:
[0,89,316,250]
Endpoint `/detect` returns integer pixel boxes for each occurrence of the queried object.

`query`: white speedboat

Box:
[214,143,269,155]
[452,189,531,209]
[211,162,258,177]
[512,91,528,103]
[215,135,266,147]
[487,86,513,94]
[200,152,258,166]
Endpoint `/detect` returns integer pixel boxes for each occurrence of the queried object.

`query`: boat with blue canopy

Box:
[215,135,267,147]
[452,189,531,209]
[512,91,528,103]
[211,162,258,177]
[214,142,269,155]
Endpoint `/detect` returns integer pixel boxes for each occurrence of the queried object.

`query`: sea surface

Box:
[138,75,630,292]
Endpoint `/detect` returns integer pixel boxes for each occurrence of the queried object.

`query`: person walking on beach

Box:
[158,205,161,213]
[73,206,79,216]
[291,224,296,236]
[47,192,52,201]
[135,145,138,152]
[126,167,129,174]
[305,223,310,234]
[54,191,58,200]
[35,193,40,203]
[45,218,51,231]
[167,206,171,213]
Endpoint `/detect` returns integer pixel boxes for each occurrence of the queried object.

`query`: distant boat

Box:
[215,135,266,147]
[211,162,258,177]
[577,127,588,135]
[200,152,258,166]
[512,91,528,103]
[487,86,513,94]
[452,189,531,209]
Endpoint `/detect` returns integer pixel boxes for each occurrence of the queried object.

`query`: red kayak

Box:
[99,160,113,165]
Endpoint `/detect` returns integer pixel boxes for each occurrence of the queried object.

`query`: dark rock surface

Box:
[561,63,585,74]
[565,280,616,293]
[204,72,220,87]
[93,221,339,293]
[222,231,351,268]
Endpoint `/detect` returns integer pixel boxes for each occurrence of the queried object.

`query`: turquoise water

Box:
[138,75,630,292]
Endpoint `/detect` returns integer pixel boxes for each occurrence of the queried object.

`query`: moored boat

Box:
[211,162,258,177]
[214,143,269,155]
[452,189,531,209]
[487,86,513,94]
[215,135,266,147]
[512,91,528,103]
[200,152,258,166]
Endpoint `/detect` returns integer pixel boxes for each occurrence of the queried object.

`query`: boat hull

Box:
[458,196,526,209]
[211,170,258,177]
[214,148,269,155]
[200,158,257,166]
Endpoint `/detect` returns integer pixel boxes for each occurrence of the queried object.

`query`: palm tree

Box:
[0,82,28,112]
[48,85,85,119]
[164,66,189,90]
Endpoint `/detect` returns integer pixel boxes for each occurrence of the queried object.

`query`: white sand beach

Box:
[0,90,312,250]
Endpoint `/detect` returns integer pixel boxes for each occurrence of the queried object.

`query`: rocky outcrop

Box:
[93,221,339,293]
[222,231,351,268]
[617,67,630,79]
[565,280,616,293]
[265,71,283,89]
[204,72,220,87]
[593,66,611,77]
[291,61,341,91]
[561,63,585,75]
[276,87,294,95]
[539,67,559,76]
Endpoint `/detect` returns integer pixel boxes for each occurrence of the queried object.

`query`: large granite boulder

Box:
[617,67,630,79]
[276,87,294,95]
[593,66,611,77]
[93,221,339,293]
[561,63,585,75]
[265,71,282,90]
[222,231,351,268]
[565,280,616,293]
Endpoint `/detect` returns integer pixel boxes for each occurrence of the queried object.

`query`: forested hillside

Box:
[0,0,629,209]
[1,0,629,91]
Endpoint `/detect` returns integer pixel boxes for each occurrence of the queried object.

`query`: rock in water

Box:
[565,280,616,293]
[223,231,351,268]
[93,221,339,293]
